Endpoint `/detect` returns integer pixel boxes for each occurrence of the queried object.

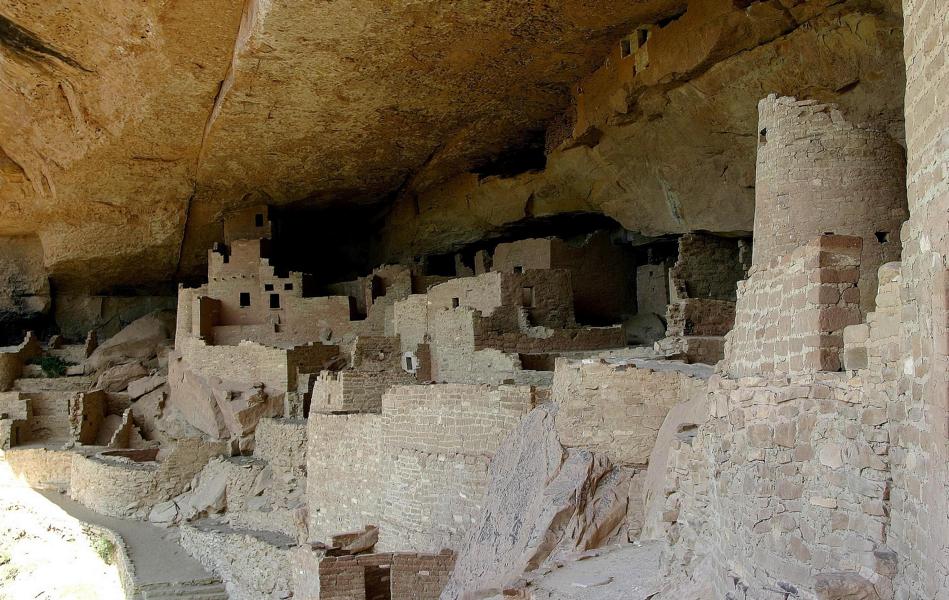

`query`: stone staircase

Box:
[136,578,229,600]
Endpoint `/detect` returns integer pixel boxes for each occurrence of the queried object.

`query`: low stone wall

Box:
[291,547,454,600]
[180,520,295,600]
[378,383,537,552]
[552,359,707,466]
[310,368,414,413]
[725,235,864,377]
[306,413,384,543]
[68,439,228,517]
[3,446,73,489]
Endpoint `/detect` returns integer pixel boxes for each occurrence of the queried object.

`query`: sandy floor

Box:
[524,542,664,600]
[0,456,125,600]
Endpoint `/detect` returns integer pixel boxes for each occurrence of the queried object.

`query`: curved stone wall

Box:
[752,95,908,313]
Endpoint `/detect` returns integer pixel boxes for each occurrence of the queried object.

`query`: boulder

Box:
[128,372,167,400]
[95,361,148,392]
[131,386,166,440]
[441,403,632,600]
[641,393,709,541]
[87,311,175,371]
[167,356,282,442]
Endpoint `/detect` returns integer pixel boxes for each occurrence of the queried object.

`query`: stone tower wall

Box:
[753,95,907,313]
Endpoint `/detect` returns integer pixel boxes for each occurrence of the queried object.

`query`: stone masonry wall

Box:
[310,551,454,600]
[310,368,415,414]
[885,4,949,597]
[552,358,707,466]
[378,384,537,553]
[659,372,895,599]
[725,235,864,377]
[306,413,383,543]
[752,95,907,314]
[670,232,745,302]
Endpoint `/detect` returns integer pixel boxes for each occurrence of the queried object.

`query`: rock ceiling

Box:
[0,0,904,291]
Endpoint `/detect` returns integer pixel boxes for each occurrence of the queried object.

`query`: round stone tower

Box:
[752,95,908,313]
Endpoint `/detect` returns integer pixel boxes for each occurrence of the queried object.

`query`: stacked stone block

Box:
[725,235,864,377]
[379,384,537,552]
[307,413,383,543]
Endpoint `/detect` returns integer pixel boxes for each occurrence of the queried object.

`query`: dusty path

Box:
[0,461,124,600]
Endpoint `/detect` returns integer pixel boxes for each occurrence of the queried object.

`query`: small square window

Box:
[284,283,293,291]
[451,298,460,308]
[264,284,274,291]
[239,292,251,307]
[513,266,523,274]
[255,213,264,227]
[270,294,280,309]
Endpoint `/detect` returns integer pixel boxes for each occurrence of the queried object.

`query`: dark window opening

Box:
[255,213,264,227]
[264,284,274,291]
[759,128,767,144]
[513,266,524,274]
[284,282,293,290]
[620,38,631,58]
[239,292,251,307]
[451,298,460,308]
[270,294,280,309]
[656,7,686,28]
[521,286,535,308]
[875,231,890,243]
[405,356,414,371]
[637,28,649,46]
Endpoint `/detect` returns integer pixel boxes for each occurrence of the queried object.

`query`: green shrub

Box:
[86,531,115,566]
[28,356,72,377]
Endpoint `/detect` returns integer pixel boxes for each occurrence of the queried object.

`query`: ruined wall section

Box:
[378,384,537,553]
[306,414,383,543]
[724,235,863,377]
[753,95,907,314]
[669,233,745,302]
[552,359,706,467]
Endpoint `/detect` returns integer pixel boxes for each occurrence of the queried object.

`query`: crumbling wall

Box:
[669,233,745,302]
[298,550,454,600]
[175,337,288,391]
[306,413,383,543]
[665,298,735,337]
[551,359,707,466]
[753,95,907,314]
[724,235,864,377]
[378,384,537,553]
[68,439,228,518]
[310,369,414,413]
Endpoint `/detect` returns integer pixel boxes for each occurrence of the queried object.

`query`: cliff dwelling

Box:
[0,1,946,599]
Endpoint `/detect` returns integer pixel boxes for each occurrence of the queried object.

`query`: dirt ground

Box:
[0,456,124,600]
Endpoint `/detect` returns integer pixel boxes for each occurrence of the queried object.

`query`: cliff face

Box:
[0,0,903,294]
